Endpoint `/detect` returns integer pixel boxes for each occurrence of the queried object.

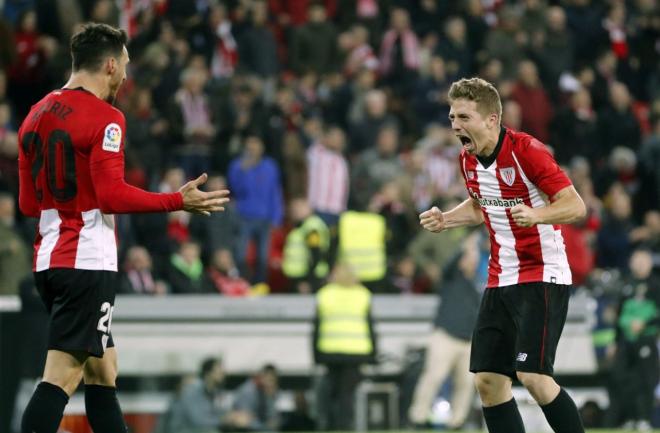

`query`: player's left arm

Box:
[510,138,586,228]
[17,128,41,218]
[511,185,586,227]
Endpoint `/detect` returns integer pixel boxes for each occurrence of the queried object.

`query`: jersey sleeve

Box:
[516,138,572,199]
[17,126,41,217]
[89,111,184,214]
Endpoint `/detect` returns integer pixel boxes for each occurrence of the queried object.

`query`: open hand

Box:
[180,173,230,216]
[419,206,445,233]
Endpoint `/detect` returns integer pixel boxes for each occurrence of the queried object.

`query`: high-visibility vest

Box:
[282,215,330,278]
[316,283,373,355]
[338,211,386,281]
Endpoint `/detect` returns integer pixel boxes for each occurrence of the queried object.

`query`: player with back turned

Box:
[17,23,230,433]
[419,78,587,433]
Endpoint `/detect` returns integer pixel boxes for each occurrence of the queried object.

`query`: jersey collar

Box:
[476,126,506,169]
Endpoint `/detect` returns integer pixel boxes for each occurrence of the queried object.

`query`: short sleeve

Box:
[89,110,125,168]
[516,138,572,198]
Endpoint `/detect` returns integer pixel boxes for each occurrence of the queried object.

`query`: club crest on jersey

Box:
[102,123,122,152]
[467,170,475,180]
[499,167,516,186]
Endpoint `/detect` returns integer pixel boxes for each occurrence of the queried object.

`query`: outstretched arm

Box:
[419,198,483,233]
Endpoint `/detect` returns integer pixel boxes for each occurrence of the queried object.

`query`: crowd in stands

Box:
[0,0,658,297]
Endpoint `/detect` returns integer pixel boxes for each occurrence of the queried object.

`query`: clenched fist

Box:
[419,206,446,233]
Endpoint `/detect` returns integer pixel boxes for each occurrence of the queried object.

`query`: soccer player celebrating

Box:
[18,24,230,433]
[419,78,586,433]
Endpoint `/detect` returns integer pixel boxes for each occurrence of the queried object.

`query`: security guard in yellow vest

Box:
[282,198,330,293]
[313,262,377,431]
[337,211,387,287]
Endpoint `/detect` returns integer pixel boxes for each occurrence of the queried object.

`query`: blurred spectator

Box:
[484,6,527,80]
[231,364,281,432]
[368,180,412,258]
[407,197,470,284]
[351,124,403,209]
[168,240,213,294]
[501,99,522,131]
[218,82,266,169]
[408,235,481,429]
[0,18,16,72]
[124,86,169,179]
[307,125,349,226]
[564,0,608,65]
[261,85,301,163]
[638,115,660,212]
[563,167,601,286]
[341,24,379,78]
[591,49,619,111]
[436,16,470,79]
[594,146,639,199]
[520,0,548,36]
[237,0,279,79]
[207,248,251,297]
[0,193,31,295]
[379,7,420,92]
[163,357,248,433]
[462,0,488,69]
[597,184,636,271]
[606,249,659,431]
[190,175,240,260]
[228,135,284,284]
[282,198,331,293]
[118,246,167,295]
[281,132,308,199]
[510,59,554,142]
[290,2,338,75]
[169,66,216,178]
[349,88,397,154]
[412,56,451,129]
[550,88,598,164]
[535,6,575,92]
[280,391,315,432]
[193,2,238,80]
[313,262,377,431]
[630,210,660,253]
[0,100,19,190]
[597,81,642,157]
[337,211,387,286]
[336,0,389,45]
[7,8,57,121]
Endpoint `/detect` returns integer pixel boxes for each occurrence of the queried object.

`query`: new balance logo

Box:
[516,353,528,362]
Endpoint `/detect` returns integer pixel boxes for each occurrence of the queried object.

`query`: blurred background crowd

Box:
[0,0,659,430]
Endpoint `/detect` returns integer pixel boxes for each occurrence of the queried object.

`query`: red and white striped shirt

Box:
[460,128,572,288]
[18,88,183,272]
[306,142,349,216]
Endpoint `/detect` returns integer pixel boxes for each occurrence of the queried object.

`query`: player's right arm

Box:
[419,198,483,233]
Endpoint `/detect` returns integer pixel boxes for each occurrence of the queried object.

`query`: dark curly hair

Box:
[70,23,127,72]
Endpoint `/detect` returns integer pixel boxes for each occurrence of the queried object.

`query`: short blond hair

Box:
[448,78,502,120]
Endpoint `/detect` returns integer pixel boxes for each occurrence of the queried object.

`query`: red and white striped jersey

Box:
[307,142,349,216]
[459,127,573,288]
[18,88,183,272]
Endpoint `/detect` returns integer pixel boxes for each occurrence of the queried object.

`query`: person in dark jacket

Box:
[408,233,482,429]
[606,249,660,431]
